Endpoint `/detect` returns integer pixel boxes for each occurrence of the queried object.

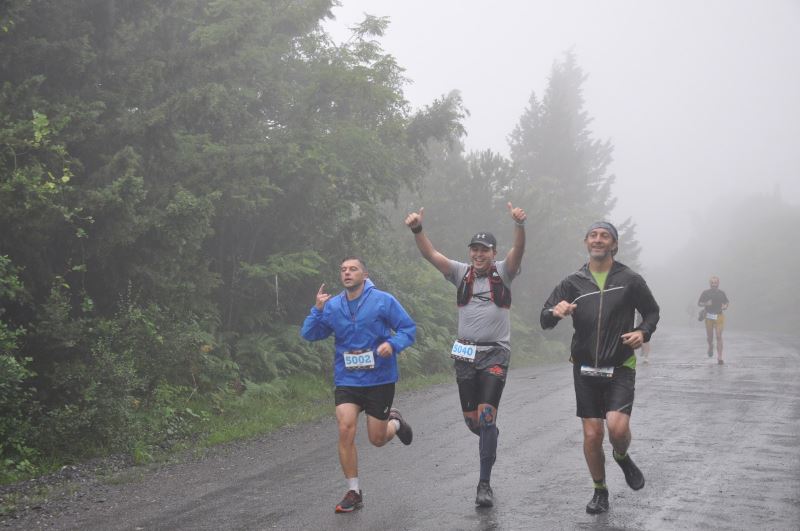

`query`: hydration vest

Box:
[456,265,512,308]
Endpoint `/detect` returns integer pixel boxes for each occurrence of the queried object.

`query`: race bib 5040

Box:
[451,340,477,363]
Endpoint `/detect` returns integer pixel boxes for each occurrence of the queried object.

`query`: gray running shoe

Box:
[475,480,494,507]
[389,408,413,445]
[335,489,363,513]
[586,488,609,514]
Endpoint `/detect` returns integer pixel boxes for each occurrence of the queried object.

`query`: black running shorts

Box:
[572,363,635,418]
[455,347,509,411]
[334,383,395,420]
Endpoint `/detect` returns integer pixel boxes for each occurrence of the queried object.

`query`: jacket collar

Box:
[337,278,375,314]
[577,260,627,280]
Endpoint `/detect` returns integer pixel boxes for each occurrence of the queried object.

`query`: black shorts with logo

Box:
[455,347,510,411]
[572,363,635,418]
[334,383,395,420]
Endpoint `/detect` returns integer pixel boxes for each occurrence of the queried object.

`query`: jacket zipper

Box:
[595,288,603,367]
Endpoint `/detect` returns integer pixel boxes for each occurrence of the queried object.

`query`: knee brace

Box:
[479,405,496,428]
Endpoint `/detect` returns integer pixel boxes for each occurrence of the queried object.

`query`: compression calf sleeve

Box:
[479,424,498,482]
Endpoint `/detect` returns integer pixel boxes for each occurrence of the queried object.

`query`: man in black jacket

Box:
[697,276,729,364]
[540,221,659,515]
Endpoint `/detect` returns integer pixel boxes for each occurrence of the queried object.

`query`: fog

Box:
[326,0,800,330]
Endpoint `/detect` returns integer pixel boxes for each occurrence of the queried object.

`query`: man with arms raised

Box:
[405,203,526,507]
[301,257,415,513]
[540,222,659,514]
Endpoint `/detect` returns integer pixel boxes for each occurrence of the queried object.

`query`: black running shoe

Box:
[475,480,494,507]
[389,408,413,445]
[585,488,609,514]
[335,489,363,513]
[615,454,645,490]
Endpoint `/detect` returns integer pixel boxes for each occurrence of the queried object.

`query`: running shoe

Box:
[718,359,724,365]
[389,408,413,445]
[614,453,645,490]
[585,488,609,514]
[475,480,494,507]
[335,489,363,513]
[707,347,713,358]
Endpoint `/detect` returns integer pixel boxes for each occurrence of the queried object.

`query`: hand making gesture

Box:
[508,202,527,225]
[315,283,331,310]
[404,207,424,231]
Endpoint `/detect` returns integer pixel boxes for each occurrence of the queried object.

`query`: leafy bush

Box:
[0,355,38,481]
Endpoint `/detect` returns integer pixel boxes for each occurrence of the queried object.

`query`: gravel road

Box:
[3,325,799,530]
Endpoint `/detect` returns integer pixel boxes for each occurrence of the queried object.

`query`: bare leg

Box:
[336,403,360,479]
[606,411,632,456]
[581,418,606,481]
[365,414,397,447]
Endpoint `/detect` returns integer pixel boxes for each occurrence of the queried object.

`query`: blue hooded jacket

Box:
[300,279,416,387]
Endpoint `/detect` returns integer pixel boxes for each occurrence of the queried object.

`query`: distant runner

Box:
[405,203,526,507]
[300,257,415,513]
[540,221,660,514]
[697,276,729,364]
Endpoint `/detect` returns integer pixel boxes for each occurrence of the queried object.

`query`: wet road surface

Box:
[6,326,800,530]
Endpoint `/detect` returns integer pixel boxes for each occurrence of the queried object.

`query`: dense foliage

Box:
[1,1,630,480]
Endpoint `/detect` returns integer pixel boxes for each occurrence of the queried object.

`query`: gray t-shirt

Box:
[445,259,518,349]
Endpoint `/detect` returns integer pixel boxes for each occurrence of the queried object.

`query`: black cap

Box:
[468,232,496,249]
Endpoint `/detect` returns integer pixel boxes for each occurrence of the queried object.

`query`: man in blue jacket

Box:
[301,257,416,514]
[541,222,659,515]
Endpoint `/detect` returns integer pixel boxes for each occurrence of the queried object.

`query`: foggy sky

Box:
[325,0,800,268]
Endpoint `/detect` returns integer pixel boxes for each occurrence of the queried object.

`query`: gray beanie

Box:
[585,221,618,241]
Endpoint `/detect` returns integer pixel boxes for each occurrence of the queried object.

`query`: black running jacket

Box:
[540,261,660,368]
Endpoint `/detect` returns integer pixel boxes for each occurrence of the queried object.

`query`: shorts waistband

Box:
[457,339,501,347]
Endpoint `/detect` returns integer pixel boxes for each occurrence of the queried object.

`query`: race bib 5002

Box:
[343,350,375,370]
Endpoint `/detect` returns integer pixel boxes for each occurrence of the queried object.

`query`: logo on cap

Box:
[468,232,496,248]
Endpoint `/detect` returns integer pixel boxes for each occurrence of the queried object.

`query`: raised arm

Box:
[300,283,334,341]
[504,202,526,275]
[404,207,451,276]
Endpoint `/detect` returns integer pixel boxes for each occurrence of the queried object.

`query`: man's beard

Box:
[345,281,364,292]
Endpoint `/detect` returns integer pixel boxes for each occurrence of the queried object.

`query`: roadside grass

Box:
[200,374,334,448]
[197,370,452,448]
[192,347,560,451]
